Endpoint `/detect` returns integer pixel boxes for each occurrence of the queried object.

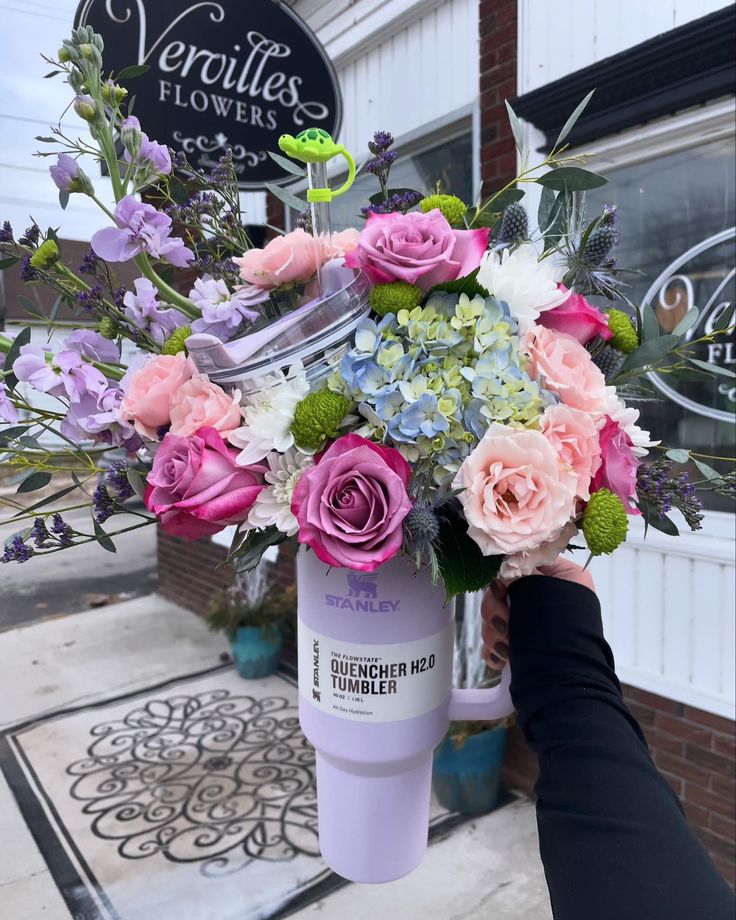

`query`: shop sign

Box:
[74,0,342,189]
[645,227,735,424]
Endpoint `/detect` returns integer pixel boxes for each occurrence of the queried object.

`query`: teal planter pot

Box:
[432,727,507,815]
[231,625,283,679]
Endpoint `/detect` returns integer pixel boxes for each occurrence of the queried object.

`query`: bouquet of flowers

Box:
[1,26,734,596]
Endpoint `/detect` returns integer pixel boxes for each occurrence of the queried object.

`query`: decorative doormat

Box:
[0,664,474,920]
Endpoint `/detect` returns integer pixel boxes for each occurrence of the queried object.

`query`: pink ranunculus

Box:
[321,227,361,259]
[168,374,242,438]
[291,433,412,571]
[233,228,322,290]
[537,285,612,345]
[454,423,578,556]
[524,324,612,418]
[343,209,489,293]
[591,416,641,514]
[145,426,266,540]
[500,521,579,580]
[541,404,602,500]
[120,353,195,439]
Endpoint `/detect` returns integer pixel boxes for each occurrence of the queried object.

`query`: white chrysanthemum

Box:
[602,393,659,456]
[247,447,314,535]
[476,243,569,328]
[227,362,309,465]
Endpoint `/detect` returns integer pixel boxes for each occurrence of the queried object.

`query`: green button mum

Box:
[582,489,629,555]
[162,325,192,355]
[291,389,351,451]
[370,281,423,317]
[418,193,467,226]
[605,308,638,354]
[29,239,60,269]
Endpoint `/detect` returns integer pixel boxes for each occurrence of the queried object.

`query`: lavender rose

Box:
[145,427,266,540]
[344,209,489,293]
[291,433,412,571]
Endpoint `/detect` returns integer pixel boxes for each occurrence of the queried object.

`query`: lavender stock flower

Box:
[49,153,93,195]
[123,278,187,345]
[91,196,194,267]
[189,276,265,341]
[121,116,172,177]
[0,380,18,424]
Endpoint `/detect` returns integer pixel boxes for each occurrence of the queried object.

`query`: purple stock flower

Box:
[122,278,187,345]
[60,383,141,451]
[49,154,79,193]
[91,196,194,267]
[13,343,108,400]
[0,381,18,424]
[121,116,172,176]
[189,275,264,341]
[64,328,120,365]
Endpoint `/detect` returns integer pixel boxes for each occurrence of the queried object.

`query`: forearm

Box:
[507,575,733,920]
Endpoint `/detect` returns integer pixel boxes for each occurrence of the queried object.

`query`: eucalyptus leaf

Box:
[59,190,69,210]
[126,467,147,501]
[0,425,29,446]
[553,89,595,151]
[486,188,524,213]
[12,481,80,517]
[94,520,117,553]
[537,166,607,192]
[640,302,660,342]
[3,327,31,390]
[17,471,52,493]
[49,295,62,324]
[620,334,680,372]
[672,307,699,337]
[665,448,690,463]
[230,526,286,573]
[264,182,308,212]
[116,64,150,80]
[639,499,679,537]
[693,458,722,481]
[35,136,57,143]
[436,504,502,600]
[44,70,61,78]
[686,357,736,378]
[537,186,555,233]
[0,257,19,270]
[504,100,525,154]
[267,150,307,178]
[713,302,734,331]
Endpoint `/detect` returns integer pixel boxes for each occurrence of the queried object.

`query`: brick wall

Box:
[479,0,519,194]
[502,685,736,889]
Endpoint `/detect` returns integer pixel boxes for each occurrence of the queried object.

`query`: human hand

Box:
[481,559,596,669]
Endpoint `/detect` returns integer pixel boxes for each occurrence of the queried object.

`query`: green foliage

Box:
[435,502,502,600]
[424,268,489,301]
[207,582,297,641]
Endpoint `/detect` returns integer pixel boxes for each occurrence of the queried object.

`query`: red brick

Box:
[655,751,710,786]
[685,782,734,814]
[711,774,736,799]
[712,854,736,891]
[682,800,709,829]
[713,733,736,757]
[659,770,684,796]
[710,812,736,841]
[694,826,736,862]
[684,706,733,732]
[629,687,684,716]
[645,727,684,756]
[627,701,656,727]
[684,742,736,777]
[654,712,711,745]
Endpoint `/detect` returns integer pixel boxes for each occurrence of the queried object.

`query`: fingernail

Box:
[490,615,507,634]
[494,640,509,658]
[490,579,506,599]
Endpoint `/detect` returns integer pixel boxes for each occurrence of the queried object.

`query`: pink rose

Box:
[537,285,612,345]
[291,433,412,571]
[233,229,322,290]
[541,404,602,500]
[344,209,489,293]
[169,374,242,438]
[120,353,195,439]
[591,417,641,514]
[145,426,266,540]
[322,228,360,260]
[524,325,611,417]
[454,423,578,556]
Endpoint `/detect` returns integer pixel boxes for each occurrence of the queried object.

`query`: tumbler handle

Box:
[448,664,513,721]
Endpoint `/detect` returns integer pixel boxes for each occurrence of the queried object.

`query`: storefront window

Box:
[588,138,735,512]
[328,132,474,231]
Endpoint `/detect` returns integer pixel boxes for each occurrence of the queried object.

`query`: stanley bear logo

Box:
[347,572,377,598]
[312,688,321,702]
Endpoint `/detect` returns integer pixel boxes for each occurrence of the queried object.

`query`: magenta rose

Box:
[344,209,489,293]
[591,417,641,514]
[537,285,612,345]
[145,426,266,540]
[291,433,412,571]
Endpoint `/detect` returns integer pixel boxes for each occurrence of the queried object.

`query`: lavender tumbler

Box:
[297,550,513,883]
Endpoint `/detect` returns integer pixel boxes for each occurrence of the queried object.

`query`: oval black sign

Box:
[74,0,342,189]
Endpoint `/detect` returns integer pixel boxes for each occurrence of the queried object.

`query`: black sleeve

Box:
[507,575,734,920]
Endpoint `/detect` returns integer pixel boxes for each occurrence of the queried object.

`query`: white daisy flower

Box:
[247,447,314,535]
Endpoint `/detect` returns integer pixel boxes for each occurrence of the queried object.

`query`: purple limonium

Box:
[122,278,187,346]
[0,220,13,242]
[91,196,194,267]
[0,380,18,424]
[2,535,33,564]
[106,459,135,500]
[51,513,73,547]
[189,275,265,341]
[49,154,92,195]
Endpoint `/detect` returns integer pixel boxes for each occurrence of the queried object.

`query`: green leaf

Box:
[116,64,150,81]
[425,268,489,301]
[3,327,31,390]
[43,70,61,78]
[264,182,308,212]
[693,458,722,481]
[504,99,525,154]
[49,295,62,324]
[230,526,286,573]
[666,448,690,463]
[713,302,734,331]
[126,467,147,501]
[672,307,699,337]
[686,357,736,378]
[35,136,57,143]
[436,506,503,599]
[12,481,80,517]
[639,499,679,537]
[0,425,29,446]
[94,520,117,553]
[537,166,607,192]
[620,334,680,372]
[553,90,595,151]
[267,150,307,178]
[59,190,70,210]
[537,186,555,232]
[17,471,52,493]
[640,301,660,342]
[0,257,18,270]
[485,187,524,213]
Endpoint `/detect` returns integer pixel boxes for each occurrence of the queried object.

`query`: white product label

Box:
[298,621,454,723]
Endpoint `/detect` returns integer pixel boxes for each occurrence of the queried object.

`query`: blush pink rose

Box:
[145,426,266,540]
[233,228,322,290]
[291,433,412,571]
[541,404,602,500]
[537,285,612,345]
[524,325,611,418]
[169,374,242,438]
[344,209,489,293]
[322,227,360,259]
[120,353,195,439]
[591,416,641,514]
[454,423,578,556]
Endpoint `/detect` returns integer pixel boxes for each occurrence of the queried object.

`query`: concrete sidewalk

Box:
[0,595,551,920]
